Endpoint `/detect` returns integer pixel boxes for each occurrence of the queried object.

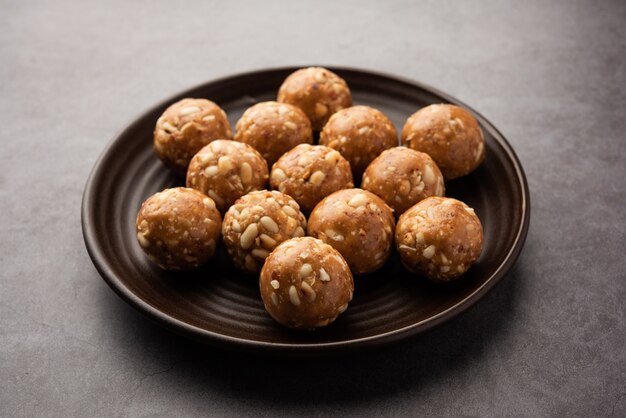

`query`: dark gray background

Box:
[1,0,625,416]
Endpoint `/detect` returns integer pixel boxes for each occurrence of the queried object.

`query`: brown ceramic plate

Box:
[81,67,530,354]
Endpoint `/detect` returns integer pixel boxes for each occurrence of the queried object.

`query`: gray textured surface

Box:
[1,0,625,416]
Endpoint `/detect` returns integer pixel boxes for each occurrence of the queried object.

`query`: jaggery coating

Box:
[362,147,445,217]
[277,67,352,131]
[307,188,395,275]
[234,101,313,166]
[395,197,483,282]
[186,140,268,212]
[221,190,307,273]
[270,144,354,213]
[135,187,222,270]
[154,98,232,174]
[260,237,354,330]
[401,104,485,180]
[319,105,398,179]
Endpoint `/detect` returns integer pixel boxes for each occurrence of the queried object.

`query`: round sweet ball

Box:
[395,197,483,282]
[234,101,313,166]
[270,144,354,213]
[362,147,445,217]
[307,189,395,275]
[277,67,352,131]
[401,104,484,180]
[319,105,398,179]
[222,190,307,273]
[154,98,232,175]
[260,237,354,330]
[186,140,268,212]
[135,187,222,270]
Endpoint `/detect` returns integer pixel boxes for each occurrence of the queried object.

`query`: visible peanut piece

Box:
[231,220,242,233]
[288,199,300,210]
[218,156,234,173]
[300,281,316,302]
[319,268,330,282]
[325,229,344,242]
[324,150,341,164]
[294,226,305,237]
[270,279,280,289]
[288,285,301,306]
[240,162,252,184]
[202,197,216,210]
[423,245,436,259]
[137,232,150,248]
[282,205,298,217]
[348,193,368,208]
[180,106,201,116]
[272,168,287,182]
[240,223,259,250]
[260,216,279,233]
[162,122,178,133]
[204,166,218,177]
[422,164,436,185]
[207,190,224,207]
[300,263,313,278]
[309,170,326,186]
[259,233,277,249]
[284,121,297,130]
[415,232,425,245]
[270,292,278,306]
[252,248,270,259]
[286,217,298,232]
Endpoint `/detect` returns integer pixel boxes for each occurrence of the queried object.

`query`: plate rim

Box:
[81,65,531,354]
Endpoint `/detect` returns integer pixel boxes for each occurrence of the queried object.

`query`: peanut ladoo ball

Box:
[307,189,395,275]
[153,98,232,175]
[319,105,398,179]
[270,144,354,213]
[395,197,483,282]
[186,140,268,212]
[135,188,222,270]
[277,67,352,131]
[234,101,313,166]
[362,147,445,217]
[401,104,485,180]
[221,190,307,273]
[260,237,354,330]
